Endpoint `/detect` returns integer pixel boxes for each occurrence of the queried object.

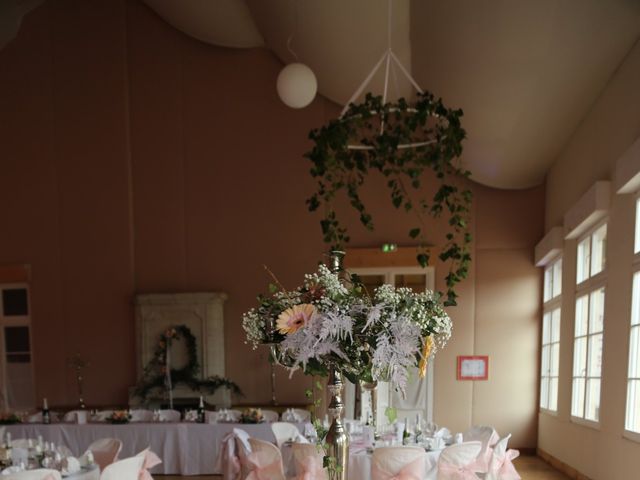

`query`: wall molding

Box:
[564,181,610,239]
[615,136,640,194]
[535,226,564,267]
[537,448,593,480]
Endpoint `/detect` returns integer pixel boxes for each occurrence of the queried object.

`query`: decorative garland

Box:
[134,325,242,400]
[305,92,472,306]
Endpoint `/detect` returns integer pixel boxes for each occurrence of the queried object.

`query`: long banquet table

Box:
[5,422,306,476]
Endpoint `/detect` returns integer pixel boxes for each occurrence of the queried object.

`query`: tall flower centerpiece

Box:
[243,252,452,479]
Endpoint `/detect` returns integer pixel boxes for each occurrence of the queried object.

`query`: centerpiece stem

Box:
[361,381,379,440]
[325,365,349,480]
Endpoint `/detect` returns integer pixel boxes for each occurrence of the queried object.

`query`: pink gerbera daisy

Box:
[276,304,316,334]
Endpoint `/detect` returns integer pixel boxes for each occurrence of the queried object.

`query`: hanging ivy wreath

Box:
[134,324,242,401]
[305,92,472,306]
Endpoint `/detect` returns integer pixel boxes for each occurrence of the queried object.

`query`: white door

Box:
[344,267,435,426]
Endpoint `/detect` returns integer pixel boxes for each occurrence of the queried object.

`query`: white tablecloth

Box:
[5,423,305,475]
[68,466,100,480]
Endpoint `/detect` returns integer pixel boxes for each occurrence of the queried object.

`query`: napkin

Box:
[79,451,94,467]
[62,456,81,475]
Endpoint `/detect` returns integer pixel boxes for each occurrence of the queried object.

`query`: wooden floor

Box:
[157,454,570,479]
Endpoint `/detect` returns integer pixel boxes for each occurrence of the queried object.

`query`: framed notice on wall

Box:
[457,355,489,380]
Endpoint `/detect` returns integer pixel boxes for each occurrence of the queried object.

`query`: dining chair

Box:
[100,455,145,480]
[262,409,279,423]
[3,469,62,480]
[271,422,302,448]
[130,409,154,422]
[157,409,181,422]
[486,435,520,480]
[136,447,162,480]
[85,438,123,471]
[371,446,426,480]
[291,442,327,480]
[244,437,286,480]
[462,426,500,473]
[436,441,482,479]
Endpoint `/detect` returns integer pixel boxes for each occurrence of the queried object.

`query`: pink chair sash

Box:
[215,432,243,480]
[372,456,424,480]
[296,454,326,480]
[438,462,479,480]
[138,449,162,480]
[491,450,520,480]
[246,452,283,480]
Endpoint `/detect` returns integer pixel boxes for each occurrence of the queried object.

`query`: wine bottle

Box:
[42,398,50,425]
[402,417,410,445]
[197,395,205,423]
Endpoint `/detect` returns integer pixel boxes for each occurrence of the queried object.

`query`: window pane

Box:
[633,272,640,327]
[635,198,640,254]
[629,325,640,379]
[575,295,589,337]
[2,288,28,316]
[542,312,550,345]
[549,378,558,411]
[551,309,561,343]
[577,238,591,284]
[553,259,562,298]
[573,337,587,377]
[541,345,550,377]
[589,288,605,334]
[540,378,549,409]
[544,268,552,302]
[585,379,601,421]
[587,333,603,377]
[591,224,607,277]
[550,343,560,376]
[572,378,585,417]
[4,326,30,353]
[626,379,640,432]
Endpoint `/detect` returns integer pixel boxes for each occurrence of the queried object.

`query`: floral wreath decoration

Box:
[134,324,242,400]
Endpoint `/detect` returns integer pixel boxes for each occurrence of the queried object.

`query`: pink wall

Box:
[0,0,544,445]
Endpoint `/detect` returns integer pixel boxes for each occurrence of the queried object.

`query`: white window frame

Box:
[0,283,35,410]
[540,257,562,414]
[571,220,607,427]
[625,197,640,442]
[347,266,436,424]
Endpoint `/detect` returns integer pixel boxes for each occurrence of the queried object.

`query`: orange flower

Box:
[276,304,316,334]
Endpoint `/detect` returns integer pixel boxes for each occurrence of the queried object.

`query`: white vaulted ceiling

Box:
[140,1,640,187]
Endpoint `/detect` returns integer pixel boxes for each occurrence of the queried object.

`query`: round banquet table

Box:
[282,443,441,480]
[67,466,100,480]
[5,422,307,476]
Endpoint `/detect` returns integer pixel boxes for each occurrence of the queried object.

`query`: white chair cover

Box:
[129,409,154,422]
[437,441,482,479]
[3,469,62,480]
[85,438,123,471]
[292,409,311,422]
[157,409,181,422]
[262,410,279,423]
[291,443,327,480]
[91,410,114,422]
[214,428,252,480]
[56,445,74,457]
[10,447,28,465]
[63,410,90,423]
[271,422,301,448]
[281,409,312,422]
[205,410,219,423]
[371,446,425,480]
[486,435,520,480]
[227,409,242,422]
[100,455,145,480]
[136,447,162,480]
[244,438,286,480]
[462,426,500,473]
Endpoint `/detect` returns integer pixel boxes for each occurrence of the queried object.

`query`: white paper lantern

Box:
[276,63,317,109]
